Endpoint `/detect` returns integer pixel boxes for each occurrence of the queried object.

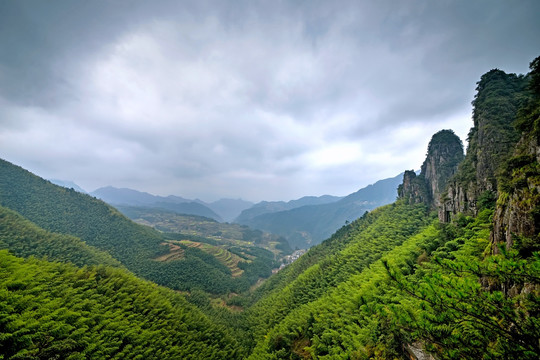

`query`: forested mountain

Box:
[0,250,241,359]
[1,56,539,359]
[235,195,343,223]
[0,205,121,268]
[91,186,223,221]
[0,162,282,295]
[236,173,404,248]
[241,58,540,359]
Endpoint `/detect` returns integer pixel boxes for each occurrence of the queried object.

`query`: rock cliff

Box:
[399,58,539,256]
[399,130,463,209]
[421,130,464,208]
[439,69,528,222]
[490,57,540,254]
[398,170,428,205]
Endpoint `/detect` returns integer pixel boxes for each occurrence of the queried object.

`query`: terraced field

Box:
[119,207,291,292]
[178,240,246,277]
[117,206,292,258]
[155,242,185,262]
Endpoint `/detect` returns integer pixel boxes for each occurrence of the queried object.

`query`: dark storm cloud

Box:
[0,0,539,201]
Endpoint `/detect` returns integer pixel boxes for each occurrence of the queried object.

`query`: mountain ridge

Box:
[91,186,224,221]
[242,56,540,359]
[236,172,404,248]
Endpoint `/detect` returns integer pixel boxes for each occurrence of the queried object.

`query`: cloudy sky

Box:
[1,0,539,202]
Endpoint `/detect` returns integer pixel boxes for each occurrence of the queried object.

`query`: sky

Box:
[1,0,539,202]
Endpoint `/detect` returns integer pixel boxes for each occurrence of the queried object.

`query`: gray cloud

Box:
[1,0,539,201]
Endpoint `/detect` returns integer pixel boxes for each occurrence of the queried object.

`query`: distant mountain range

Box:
[88,186,253,222]
[51,173,403,248]
[206,198,255,222]
[235,173,404,249]
[90,186,221,221]
[235,194,343,223]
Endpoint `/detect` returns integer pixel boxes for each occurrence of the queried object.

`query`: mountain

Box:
[0,250,240,359]
[91,186,222,221]
[0,179,242,359]
[205,198,254,222]
[242,58,540,359]
[399,129,464,208]
[49,179,87,193]
[235,195,342,223]
[0,204,121,268]
[0,160,282,295]
[236,173,403,248]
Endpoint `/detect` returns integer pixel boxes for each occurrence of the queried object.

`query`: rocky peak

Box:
[398,170,428,205]
[439,68,529,222]
[420,130,464,208]
[399,130,463,209]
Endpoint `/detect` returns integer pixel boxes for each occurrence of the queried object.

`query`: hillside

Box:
[115,206,291,283]
[116,205,292,257]
[0,205,121,268]
[235,195,342,223]
[0,161,282,295]
[0,249,241,359]
[236,173,404,248]
[241,58,540,359]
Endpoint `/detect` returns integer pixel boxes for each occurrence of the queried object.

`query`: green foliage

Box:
[477,190,497,211]
[0,205,121,268]
[248,221,438,359]
[0,160,279,295]
[385,216,540,359]
[453,68,529,189]
[246,202,431,353]
[247,202,539,359]
[0,250,240,359]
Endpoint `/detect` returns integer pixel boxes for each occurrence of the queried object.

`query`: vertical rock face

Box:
[399,130,463,210]
[440,69,528,222]
[471,70,523,191]
[490,57,540,254]
[420,130,464,208]
[398,170,428,205]
[490,129,540,255]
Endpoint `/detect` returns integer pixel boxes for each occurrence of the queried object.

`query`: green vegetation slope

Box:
[0,249,240,359]
[237,173,404,249]
[243,58,540,359]
[0,161,279,295]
